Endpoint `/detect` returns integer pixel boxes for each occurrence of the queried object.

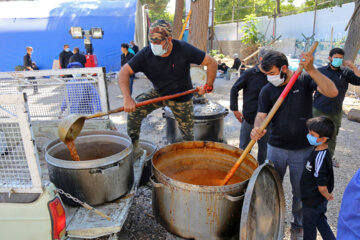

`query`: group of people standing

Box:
[59,44,87,69]
[115,19,360,240]
[231,46,360,239]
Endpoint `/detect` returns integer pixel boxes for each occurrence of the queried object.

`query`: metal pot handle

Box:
[89,160,125,174]
[225,194,244,202]
[149,175,164,189]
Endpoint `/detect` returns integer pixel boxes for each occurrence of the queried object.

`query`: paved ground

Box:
[106,73,360,239]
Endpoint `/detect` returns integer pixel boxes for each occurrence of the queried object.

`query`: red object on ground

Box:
[85,54,98,67]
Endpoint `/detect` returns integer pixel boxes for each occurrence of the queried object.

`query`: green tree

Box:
[140,0,173,22]
[240,13,260,44]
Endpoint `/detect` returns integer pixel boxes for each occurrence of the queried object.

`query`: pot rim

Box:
[45,134,133,169]
[151,141,257,193]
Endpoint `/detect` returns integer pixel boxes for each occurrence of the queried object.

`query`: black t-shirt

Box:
[128,39,206,102]
[258,72,317,149]
[23,53,32,68]
[69,53,87,67]
[230,65,268,124]
[59,50,73,69]
[314,65,360,114]
[301,149,334,207]
[231,58,241,70]
[121,52,134,66]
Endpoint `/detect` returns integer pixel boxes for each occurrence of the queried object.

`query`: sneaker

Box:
[132,140,145,161]
[290,228,303,240]
[332,157,340,168]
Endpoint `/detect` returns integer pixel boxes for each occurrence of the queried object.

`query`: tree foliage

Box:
[140,0,173,22]
[240,14,260,44]
[214,0,355,24]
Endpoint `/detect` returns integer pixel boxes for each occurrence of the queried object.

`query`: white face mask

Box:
[150,43,167,56]
[267,69,285,86]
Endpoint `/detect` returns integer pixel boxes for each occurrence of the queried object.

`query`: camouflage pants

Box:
[127,89,194,142]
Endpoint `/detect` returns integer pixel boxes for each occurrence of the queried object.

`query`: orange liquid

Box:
[166,169,243,186]
[65,140,80,161]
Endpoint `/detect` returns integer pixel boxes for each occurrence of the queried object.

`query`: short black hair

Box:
[260,50,288,72]
[121,43,129,49]
[329,48,344,57]
[306,116,335,142]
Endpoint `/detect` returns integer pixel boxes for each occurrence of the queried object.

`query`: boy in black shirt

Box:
[300,116,336,240]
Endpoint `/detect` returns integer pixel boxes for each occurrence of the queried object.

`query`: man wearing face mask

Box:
[250,50,338,239]
[229,47,271,165]
[118,19,217,159]
[59,44,73,69]
[313,48,360,168]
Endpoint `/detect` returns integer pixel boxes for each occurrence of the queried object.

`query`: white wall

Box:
[215,2,354,41]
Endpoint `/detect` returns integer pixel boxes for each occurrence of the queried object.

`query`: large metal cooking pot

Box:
[151,141,285,240]
[163,100,228,143]
[139,140,157,186]
[45,130,133,206]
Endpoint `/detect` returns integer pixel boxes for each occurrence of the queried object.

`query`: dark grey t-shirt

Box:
[258,72,317,150]
[128,39,206,102]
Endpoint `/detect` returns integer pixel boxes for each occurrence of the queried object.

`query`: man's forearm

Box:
[308,68,338,97]
[254,113,266,128]
[206,62,217,86]
[118,69,131,98]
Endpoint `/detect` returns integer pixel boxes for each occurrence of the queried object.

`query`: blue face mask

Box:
[307,134,322,146]
[331,58,343,68]
[65,48,70,52]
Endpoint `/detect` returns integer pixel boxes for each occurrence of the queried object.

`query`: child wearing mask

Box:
[300,116,336,240]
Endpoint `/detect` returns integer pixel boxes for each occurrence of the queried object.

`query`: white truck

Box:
[0,69,145,240]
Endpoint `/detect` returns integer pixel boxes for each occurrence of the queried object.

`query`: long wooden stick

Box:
[243,35,281,63]
[179,9,192,40]
[85,88,199,120]
[221,41,319,186]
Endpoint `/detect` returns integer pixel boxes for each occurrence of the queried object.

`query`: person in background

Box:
[217,60,228,77]
[59,44,73,69]
[300,116,336,240]
[60,62,102,116]
[121,43,135,95]
[23,46,38,94]
[226,53,241,80]
[231,53,241,70]
[313,48,360,168]
[118,19,217,159]
[251,50,338,239]
[130,40,139,54]
[69,47,87,67]
[240,60,246,74]
[230,47,270,165]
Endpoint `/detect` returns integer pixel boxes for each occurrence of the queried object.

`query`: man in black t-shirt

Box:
[120,43,134,95]
[313,48,360,167]
[300,116,336,240]
[250,50,338,238]
[23,46,38,94]
[69,47,87,67]
[229,47,270,164]
[129,41,139,54]
[59,44,73,69]
[118,20,217,158]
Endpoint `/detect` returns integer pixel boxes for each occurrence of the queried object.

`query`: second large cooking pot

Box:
[45,130,134,206]
[151,141,285,240]
[163,100,228,143]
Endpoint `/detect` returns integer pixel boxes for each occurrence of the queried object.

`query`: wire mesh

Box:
[0,70,107,120]
[0,122,32,190]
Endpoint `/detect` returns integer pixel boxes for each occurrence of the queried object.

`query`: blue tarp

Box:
[0,0,137,72]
